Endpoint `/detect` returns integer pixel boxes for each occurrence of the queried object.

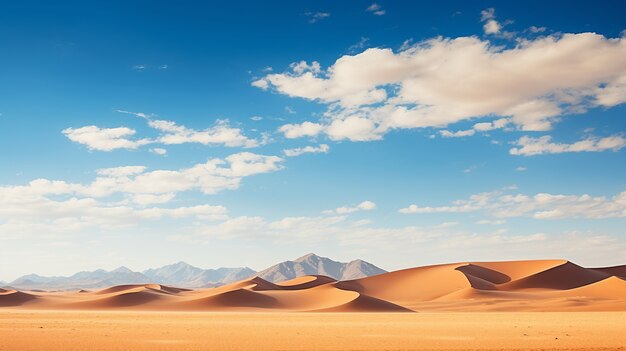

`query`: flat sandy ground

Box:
[0,310,624,351]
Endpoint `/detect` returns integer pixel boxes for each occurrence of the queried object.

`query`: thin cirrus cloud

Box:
[438,118,510,138]
[399,188,626,219]
[323,200,377,215]
[62,110,261,151]
[509,135,626,156]
[174,211,626,268]
[253,29,626,142]
[283,144,330,157]
[305,12,330,24]
[366,3,386,16]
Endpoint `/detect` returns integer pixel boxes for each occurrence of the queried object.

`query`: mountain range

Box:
[3,254,386,291]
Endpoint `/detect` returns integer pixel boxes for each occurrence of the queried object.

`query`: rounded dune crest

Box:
[275,275,337,290]
[0,290,38,307]
[181,288,280,309]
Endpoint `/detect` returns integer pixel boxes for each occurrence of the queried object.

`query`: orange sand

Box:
[2,260,624,312]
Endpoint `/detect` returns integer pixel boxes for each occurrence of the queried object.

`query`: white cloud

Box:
[473,118,509,131]
[192,215,347,241]
[440,118,510,138]
[279,121,323,139]
[305,12,330,24]
[148,118,259,148]
[366,3,385,16]
[254,32,626,141]
[132,64,168,72]
[0,191,228,234]
[251,79,269,89]
[62,126,151,151]
[1,152,283,199]
[510,135,626,156]
[326,115,380,141]
[290,61,321,75]
[515,166,527,171]
[480,8,496,21]
[283,144,330,157]
[483,19,501,35]
[0,152,284,235]
[177,210,626,268]
[399,188,626,219]
[96,166,147,177]
[65,111,262,152]
[131,193,176,205]
[476,219,506,225]
[325,200,377,215]
[480,8,513,38]
[348,37,370,53]
[440,129,475,138]
[250,116,263,121]
[529,26,546,33]
[150,148,167,156]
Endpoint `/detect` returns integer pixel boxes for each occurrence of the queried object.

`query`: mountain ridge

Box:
[255,253,387,282]
[2,259,625,312]
[5,254,385,290]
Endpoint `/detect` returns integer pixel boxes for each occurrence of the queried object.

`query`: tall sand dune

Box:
[1,259,624,312]
[592,265,626,279]
[181,288,280,310]
[0,290,37,307]
[499,261,610,291]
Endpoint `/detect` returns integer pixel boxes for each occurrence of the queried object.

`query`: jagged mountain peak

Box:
[111,266,133,274]
[8,255,385,290]
[256,254,386,283]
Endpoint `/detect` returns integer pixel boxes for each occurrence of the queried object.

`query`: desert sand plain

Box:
[1,259,625,350]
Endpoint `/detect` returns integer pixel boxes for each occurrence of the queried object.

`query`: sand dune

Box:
[275,275,337,289]
[2,259,624,312]
[499,261,610,291]
[592,265,626,279]
[0,290,37,307]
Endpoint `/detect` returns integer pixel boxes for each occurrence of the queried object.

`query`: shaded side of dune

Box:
[180,288,280,309]
[3,259,625,312]
[500,261,610,291]
[0,290,38,307]
[315,294,413,312]
[592,265,626,279]
[70,290,167,308]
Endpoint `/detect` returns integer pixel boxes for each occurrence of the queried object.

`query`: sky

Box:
[0,1,625,281]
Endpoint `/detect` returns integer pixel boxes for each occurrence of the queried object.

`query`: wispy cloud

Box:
[62,126,152,151]
[510,135,626,156]
[480,8,514,38]
[348,37,370,53]
[305,12,330,23]
[323,201,377,215]
[132,64,168,72]
[399,188,626,219]
[283,144,329,157]
[366,3,386,16]
[64,110,263,152]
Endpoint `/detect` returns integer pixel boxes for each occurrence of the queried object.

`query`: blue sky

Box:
[1,1,625,280]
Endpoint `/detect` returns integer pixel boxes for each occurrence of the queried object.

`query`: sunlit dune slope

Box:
[2,259,624,312]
